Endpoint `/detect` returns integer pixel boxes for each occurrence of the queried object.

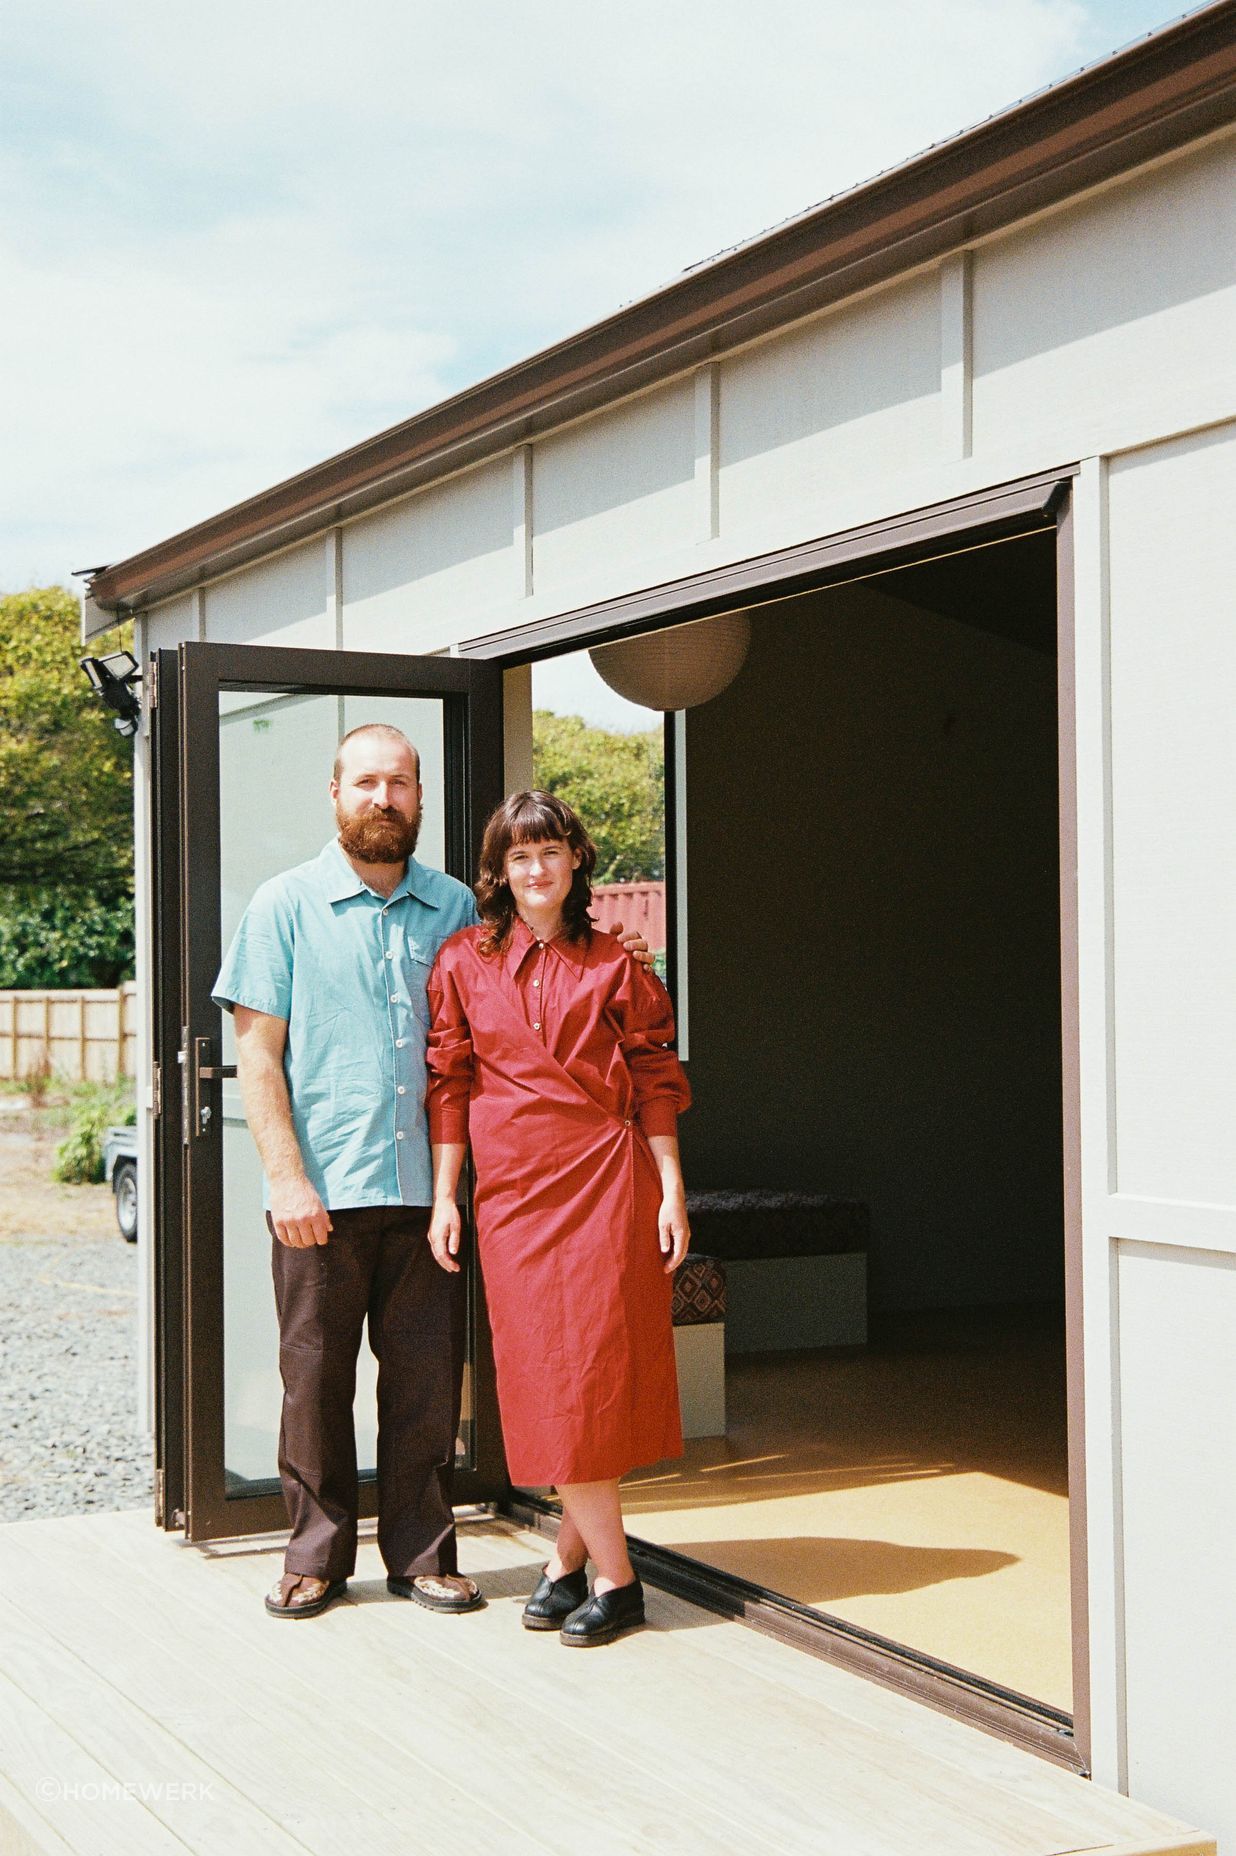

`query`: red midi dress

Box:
[426,919,690,1485]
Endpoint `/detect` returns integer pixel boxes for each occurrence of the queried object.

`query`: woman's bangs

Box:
[506,796,570,848]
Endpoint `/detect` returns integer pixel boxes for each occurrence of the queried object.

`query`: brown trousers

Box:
[270,1205,463,1583]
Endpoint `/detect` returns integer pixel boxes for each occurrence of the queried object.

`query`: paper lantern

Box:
[589,612,751,711]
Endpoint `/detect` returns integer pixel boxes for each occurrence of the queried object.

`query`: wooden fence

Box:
[591,881,666,951]
[0,984,138,1083]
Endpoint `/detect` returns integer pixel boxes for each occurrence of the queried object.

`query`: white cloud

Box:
[0,212,456,580]
[0,0,1168,587]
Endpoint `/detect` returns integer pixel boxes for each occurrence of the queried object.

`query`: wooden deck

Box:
[0,1509,1212,1856]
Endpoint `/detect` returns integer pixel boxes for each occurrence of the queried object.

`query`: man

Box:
[213,724,648,1618]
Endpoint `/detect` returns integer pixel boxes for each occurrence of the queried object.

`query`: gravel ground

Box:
[0,1099,153,1523]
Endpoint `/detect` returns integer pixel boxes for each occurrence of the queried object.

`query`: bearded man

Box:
[212,723,482,1619]
[214,723,650,1621]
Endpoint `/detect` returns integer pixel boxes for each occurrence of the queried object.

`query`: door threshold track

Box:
[501,1491,1083,1774]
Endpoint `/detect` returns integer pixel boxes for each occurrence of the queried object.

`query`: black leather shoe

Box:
[559,1578,645,1647]
[522,1564,589,1631]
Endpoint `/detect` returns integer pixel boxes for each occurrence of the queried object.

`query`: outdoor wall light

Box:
[80,650,142,737]
[590,611,751,711]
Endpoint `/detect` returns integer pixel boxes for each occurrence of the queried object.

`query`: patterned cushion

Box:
[672,1254,727,1326]
[684,1189,869,1260]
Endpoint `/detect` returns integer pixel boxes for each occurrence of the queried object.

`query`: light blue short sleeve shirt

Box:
[212,839,479,1211]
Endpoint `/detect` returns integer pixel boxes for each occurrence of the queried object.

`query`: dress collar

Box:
[504,914,589,977]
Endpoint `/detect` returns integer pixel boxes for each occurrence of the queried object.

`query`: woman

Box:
[425,791,690,1646]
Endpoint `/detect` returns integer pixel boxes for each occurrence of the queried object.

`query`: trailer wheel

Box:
[114,1161,138,1242]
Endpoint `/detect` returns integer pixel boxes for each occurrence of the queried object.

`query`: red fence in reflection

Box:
[590,881,666,951]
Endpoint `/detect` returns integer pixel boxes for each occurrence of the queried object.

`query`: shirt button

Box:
[390,993,399,1002]
[395,1038,405,1048]
[397,1086,406,1096]
[623,1118,633,1127]
[532,978,540,988]
[385,951,395,961]
[396,1131,405,1141]
[533,1021,541,1031]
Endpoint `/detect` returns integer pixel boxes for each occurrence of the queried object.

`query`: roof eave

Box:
[88,1,1236,615]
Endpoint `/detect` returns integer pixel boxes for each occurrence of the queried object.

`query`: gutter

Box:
[86,0,1236,618]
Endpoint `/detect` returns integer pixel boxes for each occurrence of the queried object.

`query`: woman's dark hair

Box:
[475,790,597,956]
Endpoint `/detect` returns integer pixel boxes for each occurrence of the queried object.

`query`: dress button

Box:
[623,1118,633,1127]
[533,1021,541,1031]
[532,978,540,988]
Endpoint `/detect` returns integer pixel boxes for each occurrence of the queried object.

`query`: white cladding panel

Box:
[204,541,330,650]
[1107,423,1236,1207]
[531,377,696,591]
[144,594,196,652]
[342,459,513,652]
[972,135,1236,455]
[717,270,940,535]
[1117,1240,1236,1847]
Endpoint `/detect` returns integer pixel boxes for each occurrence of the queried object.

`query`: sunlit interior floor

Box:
[622,1303,1072,1712]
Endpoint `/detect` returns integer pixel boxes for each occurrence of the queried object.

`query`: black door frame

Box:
[152,641,506,1543]
[151,650,186,1528]
[459,466,1089,1773]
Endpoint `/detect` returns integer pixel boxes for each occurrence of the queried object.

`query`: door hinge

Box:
[142,655,156,739]
[154,1466,165,1526]
[152,1061,162,1119]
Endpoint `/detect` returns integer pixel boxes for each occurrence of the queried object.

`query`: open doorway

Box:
[525,525,1070,1715]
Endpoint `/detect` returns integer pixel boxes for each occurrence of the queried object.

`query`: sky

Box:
[0,0,1192,611]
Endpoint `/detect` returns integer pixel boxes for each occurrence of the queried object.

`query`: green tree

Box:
[0,891,135,989]
[532,711,664,883]
[0,587,135,986]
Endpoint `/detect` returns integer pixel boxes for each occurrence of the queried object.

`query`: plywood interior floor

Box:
[623,1302,1072,1711]
[0,1507,1212,1856]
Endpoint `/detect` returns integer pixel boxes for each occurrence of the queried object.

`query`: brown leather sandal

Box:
[264,1573,349,1619]
[386,1572,485,1613]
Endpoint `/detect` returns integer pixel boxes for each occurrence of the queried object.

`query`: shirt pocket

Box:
[401,945,434,1028]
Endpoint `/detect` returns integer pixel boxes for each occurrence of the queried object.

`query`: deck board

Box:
[0,1510,1212,1856]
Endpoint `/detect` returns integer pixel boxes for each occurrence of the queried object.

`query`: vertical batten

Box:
[694,365,720,543]
[326,528,344,650]
[1071,453,1123,1791]
[513,445,534,598]
[331,529,345,736]
[939,250,973,460]
[328,523,343,735]
[193,586,206,642]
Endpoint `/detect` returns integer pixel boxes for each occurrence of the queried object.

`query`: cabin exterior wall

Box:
[131,124,1236,1838]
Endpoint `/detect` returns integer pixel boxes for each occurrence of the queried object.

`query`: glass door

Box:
[154,641,505,1541]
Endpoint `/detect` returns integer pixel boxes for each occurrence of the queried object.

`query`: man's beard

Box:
[336,803,421,864]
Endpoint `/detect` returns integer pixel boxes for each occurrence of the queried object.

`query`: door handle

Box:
[192,1036,237,1137]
